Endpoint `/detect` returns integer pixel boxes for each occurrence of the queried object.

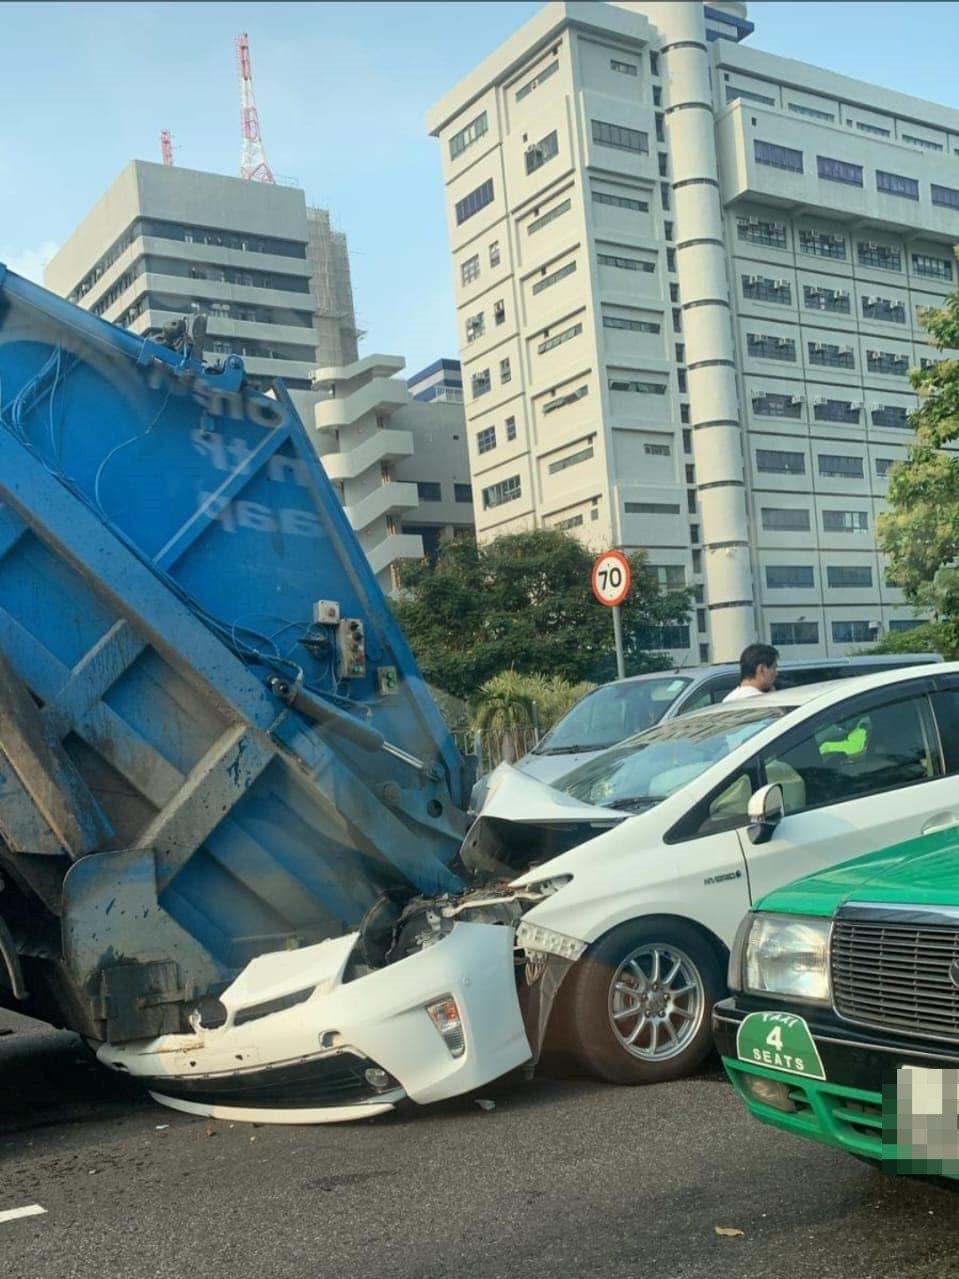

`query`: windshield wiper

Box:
[538,743,610,756]
[605,796,660,813]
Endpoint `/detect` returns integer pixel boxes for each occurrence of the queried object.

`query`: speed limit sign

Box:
[591,550,631,607]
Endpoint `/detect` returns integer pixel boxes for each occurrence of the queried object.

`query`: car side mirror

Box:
[746,782,784,845]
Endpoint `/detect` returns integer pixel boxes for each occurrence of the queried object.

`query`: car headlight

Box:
[742,914,832,1003]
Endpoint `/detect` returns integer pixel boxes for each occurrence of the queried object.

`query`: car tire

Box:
[556,917,725,1085]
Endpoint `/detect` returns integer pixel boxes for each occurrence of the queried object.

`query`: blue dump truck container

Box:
[0,264,473,1046]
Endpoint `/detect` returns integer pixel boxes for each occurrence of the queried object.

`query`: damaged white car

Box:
[102,665,959,1118]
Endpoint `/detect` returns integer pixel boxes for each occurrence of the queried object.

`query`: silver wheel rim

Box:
[607,942,706,1061]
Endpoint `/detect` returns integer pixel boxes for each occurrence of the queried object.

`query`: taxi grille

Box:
[832,916,959,1041]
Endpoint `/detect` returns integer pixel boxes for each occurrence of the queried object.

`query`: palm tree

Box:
[470,671,596,769]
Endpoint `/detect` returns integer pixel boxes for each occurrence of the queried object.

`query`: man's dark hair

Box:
[739,643,779,679]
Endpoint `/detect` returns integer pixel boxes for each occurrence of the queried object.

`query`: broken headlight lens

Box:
[426,995,465,1058]
[516,920,587,962]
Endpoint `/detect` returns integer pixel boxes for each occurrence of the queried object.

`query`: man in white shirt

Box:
[723,643,779,702]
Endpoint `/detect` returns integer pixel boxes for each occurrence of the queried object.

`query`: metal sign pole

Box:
[612,604,626,679]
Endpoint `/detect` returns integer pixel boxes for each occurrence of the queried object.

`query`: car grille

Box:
[832,915,959,1041]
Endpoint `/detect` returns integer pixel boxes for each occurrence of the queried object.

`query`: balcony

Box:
[344,481,419,532]
[313,377,409,431]
[321,429,415,481]
[367,533,426,576]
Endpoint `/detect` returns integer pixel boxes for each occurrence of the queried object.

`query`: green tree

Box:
[391,530,692,699]
[877,287,959,641]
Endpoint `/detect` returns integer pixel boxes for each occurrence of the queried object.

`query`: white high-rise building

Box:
[428,0,959,662]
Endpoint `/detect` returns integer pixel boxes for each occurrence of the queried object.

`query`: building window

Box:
[548,446,594,475]
[766,565,815,589]
[455,178,495,226]
[666,247,677,272]
[471,368,491,398]
[489,240,501,268]
[482,475,522,508]
[640,624,691,649]
[817,156,863,186]
[931,183,959,210]
[823,509,869,533]
[465,312,485,343]
[525,130,559,174]
[660,183,671,210]
[538,322,583,354]
[862,296,906,324]
[742,275,792,304]
[788,102,834,122]
[867,350,910,376]
[608,378,667,395]
[532,261,577,294]
[653,85,662,106]
[645,442,671,457]
[737,217,787,249]
[598,253,654,273]
[832,620,876,644]
[680,404,690,424]
[876,170,919,200]
[753,392,802,419]
[803,285,850,314]
[542,386,587,415]
[818,453,864,478]
[912,252,953,280]
[856,120,891,137]
[651,564,686,588]
[757,449,805,475]
[603,316,661,333]
[592,119,649,154]
[857,242,901,271]
[460,255,480,285]
[889,618,925,633]
[454,483,473,503]
[625,501,681,515]
[494,299,506,325]
[449,111,489,159]
[754,140,803,172]
[417,482,442,502]
[553,513,584,531]
[902,133,943,152]
[827,565,873,588]
[655,114,665,143]
[499,357,511,383]
[798,229,846,259]
[808,342,855,369]
[748,333,797,362]
[476,426,497,454]
[871,404,909,429]
[814,398,860,424]
[658,152,669,177]
[516,59,559,101]
[610,58,637,76]
[505,415,517,441]
[762,508,811,532]
[649,51,660,75]
[770,621,819,646]
[592,191,649,212]
[528,198,571,234]
[726,85,776,106]
[875,457,895,477]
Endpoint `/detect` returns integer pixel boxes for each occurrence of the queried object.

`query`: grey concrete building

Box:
[428,0,958,662]
[45,161,359,392]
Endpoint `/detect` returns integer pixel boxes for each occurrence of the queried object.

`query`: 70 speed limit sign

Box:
[591,550,631,607]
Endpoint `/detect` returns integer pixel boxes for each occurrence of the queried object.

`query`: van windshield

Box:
[556,704,787,812]
[532,676,693,755]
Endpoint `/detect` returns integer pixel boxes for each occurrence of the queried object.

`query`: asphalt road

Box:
[2,1013,958,1279]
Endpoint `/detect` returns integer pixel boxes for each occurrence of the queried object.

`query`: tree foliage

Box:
[391,530,692,700]
[877,289,959,626]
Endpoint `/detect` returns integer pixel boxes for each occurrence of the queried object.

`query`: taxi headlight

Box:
[743,914,831,1003]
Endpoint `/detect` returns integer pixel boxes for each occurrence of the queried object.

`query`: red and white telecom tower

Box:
[236,33,275,183]
[159,129,174,166]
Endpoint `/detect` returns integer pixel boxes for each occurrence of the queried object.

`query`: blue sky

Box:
[3,2,959,378]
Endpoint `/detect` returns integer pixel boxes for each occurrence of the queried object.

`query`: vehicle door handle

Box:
[921,814,959,836]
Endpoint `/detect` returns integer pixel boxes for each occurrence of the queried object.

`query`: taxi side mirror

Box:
[746,782,784,845]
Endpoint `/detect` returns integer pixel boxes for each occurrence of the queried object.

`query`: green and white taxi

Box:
[714,826,959,1179]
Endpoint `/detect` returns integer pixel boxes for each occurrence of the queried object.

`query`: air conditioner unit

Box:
[873,403,886,411]
[862,296,873,305]
[746,274,761,284]
[777,338,792,346]
[814,397,829,406]
[811,343,824,352]
[775,279,789,288]
[852,400,865,409]
[789,396,803,405]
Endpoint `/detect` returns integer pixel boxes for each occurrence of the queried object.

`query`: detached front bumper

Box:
[98,921,531,1125]
[714,997,959,1176]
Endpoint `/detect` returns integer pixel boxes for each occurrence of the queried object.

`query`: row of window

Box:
[476,416,518,454]
[464,298,506,342]
[754,140,959,209]
[770,619,920,646]
[743,276,911,325]
[737,217,954,279]
[413,481,473,504]
[761,507,870,533]
[766,564,877,590]
[748,333,913,375]
[751,393,908,429]
[756,449,898,479]
[470,359,512,398]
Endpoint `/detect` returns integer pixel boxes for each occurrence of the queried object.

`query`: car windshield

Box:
[532,675,694,755]
[555,704,789,812]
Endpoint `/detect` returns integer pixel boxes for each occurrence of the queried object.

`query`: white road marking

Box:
[0,1204,46,1224]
